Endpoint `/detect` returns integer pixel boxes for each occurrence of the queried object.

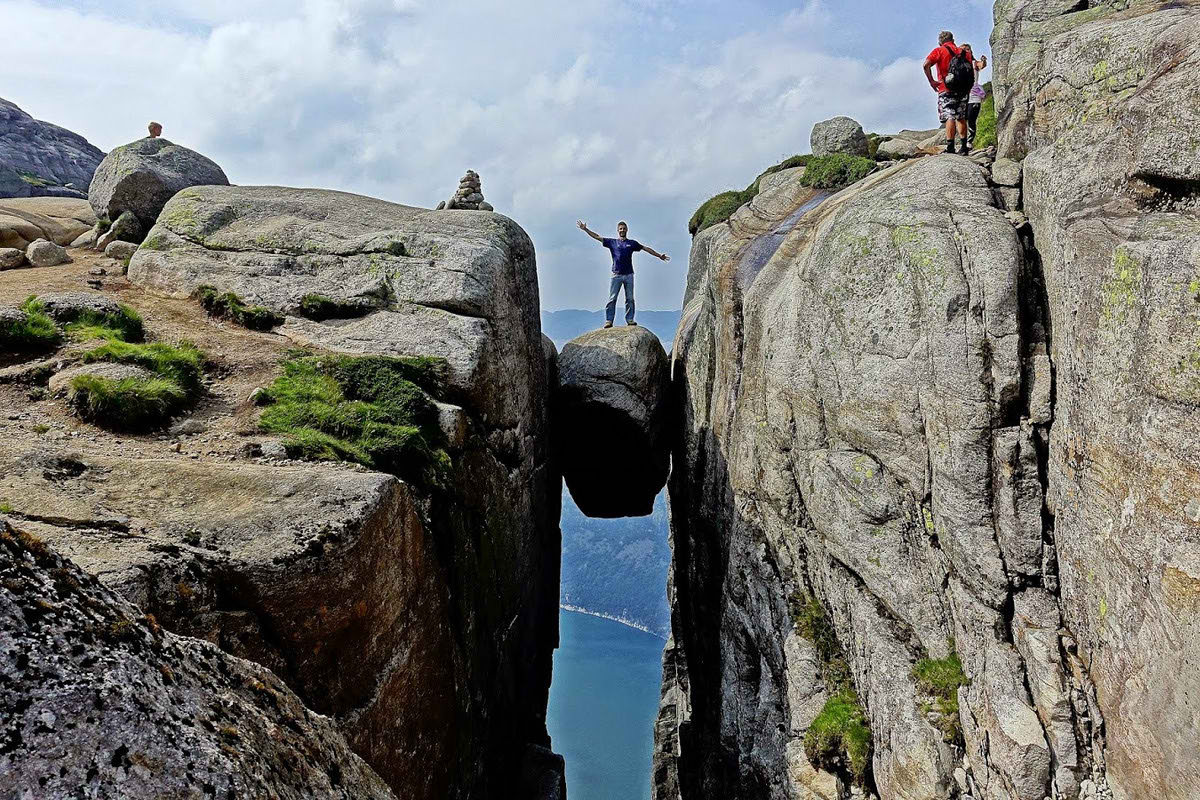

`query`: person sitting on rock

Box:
[147,121,163,138]
[960,44,989,147]
[923,31,970,154]
[576,220,669,329]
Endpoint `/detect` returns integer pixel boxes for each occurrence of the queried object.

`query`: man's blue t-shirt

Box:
[602,237,643,275]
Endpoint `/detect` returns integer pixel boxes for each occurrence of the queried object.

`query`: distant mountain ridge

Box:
[0,97,103,199]
[542,309,681,350]
[558,487,671,639]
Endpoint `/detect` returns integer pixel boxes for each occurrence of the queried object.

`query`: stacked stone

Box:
[437,170,494,212]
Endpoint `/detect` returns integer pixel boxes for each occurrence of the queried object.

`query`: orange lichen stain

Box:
[1162,566,1200,614]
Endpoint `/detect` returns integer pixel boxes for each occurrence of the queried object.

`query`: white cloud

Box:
[4,0,965,310]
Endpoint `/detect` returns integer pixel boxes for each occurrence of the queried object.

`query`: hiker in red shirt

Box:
[923,31,972,155]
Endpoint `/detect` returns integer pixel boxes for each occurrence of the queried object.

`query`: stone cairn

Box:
[436,170,494,212]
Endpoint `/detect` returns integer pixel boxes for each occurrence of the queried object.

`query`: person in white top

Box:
[961,44,988,147]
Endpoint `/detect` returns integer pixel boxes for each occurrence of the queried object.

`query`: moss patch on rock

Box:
[1,299,61,353]
[913,647,968,743]
[297,294,371,322]
[806,690,873,783]
[195,286,283,331]
[792,593,873,785]
[256,352,450,488]
[68,374,190,430]
[64,304,145,343]
[799,154,877,190]
[81,340,204,395]
[68,339,206,430]
[689,154,813,236]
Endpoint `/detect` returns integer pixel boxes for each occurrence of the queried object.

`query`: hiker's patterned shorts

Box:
[938,92,969,122]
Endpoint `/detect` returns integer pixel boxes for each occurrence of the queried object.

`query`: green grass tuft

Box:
[297,294,370,321]
[257,353,450,488]
[81,340,205,396]
[195,286,283,331]
[913,648,968,743]
[1,299,61,352]
[688,154,812,236]
[793,593,873,784]
[799,154,877,190]
[805,690,873,784]
[67,375,189,430]
[974,92,997,150]
[64,304,144,343]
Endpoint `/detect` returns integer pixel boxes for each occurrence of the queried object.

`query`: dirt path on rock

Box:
[0,247,299,468]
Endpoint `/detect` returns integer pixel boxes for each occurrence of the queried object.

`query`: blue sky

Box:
[4,0,993,310]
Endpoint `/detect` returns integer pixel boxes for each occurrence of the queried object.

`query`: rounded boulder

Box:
[25,238,70,267]
[811,116,870,158]
[88,137,229,231]
[555,326,671,518]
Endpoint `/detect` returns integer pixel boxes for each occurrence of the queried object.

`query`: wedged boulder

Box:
[25,237,69,267]
[97,209,144,250]
[0,196,97,248]
[555,326,670,518]
[810,116,869,157]
[0,521,396,800]
[89,136,229,231]
[0,97,103,198]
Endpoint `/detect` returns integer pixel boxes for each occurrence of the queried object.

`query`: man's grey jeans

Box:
[606,273,635,324]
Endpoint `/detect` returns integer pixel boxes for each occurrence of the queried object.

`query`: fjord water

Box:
[548,609,666,800]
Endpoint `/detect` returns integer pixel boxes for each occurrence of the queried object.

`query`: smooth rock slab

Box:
[810,116,869,157]
[556,326,670,517]
[24,237,69,266]
[0,197,96,249]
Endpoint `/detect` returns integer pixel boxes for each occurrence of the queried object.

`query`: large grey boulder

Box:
[0,97,103,198]
[25,237,70,267]
[555,326,670,518]
[120,184,562,799]
[0,521,396,799]
[89,136,229,231]
[810,116,869,158]
[993,3,1200,797]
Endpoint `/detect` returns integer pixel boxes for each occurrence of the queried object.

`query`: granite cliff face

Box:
[654,3,1199,799]
[0,188,562,798]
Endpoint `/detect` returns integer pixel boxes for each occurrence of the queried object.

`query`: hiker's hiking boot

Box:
[959,140,972,155]
[603,321,614,329]
[627,321,638,326]
[945,140,956,154]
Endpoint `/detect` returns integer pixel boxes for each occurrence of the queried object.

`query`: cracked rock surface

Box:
[0,521,396,800]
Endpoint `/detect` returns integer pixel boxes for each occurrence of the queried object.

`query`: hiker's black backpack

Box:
[943,45,974,98]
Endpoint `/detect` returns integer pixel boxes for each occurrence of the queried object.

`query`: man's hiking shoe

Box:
[944,141,956,154]
[959,142,972,155]
[603,321,614,329]
[627,321,638,326]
